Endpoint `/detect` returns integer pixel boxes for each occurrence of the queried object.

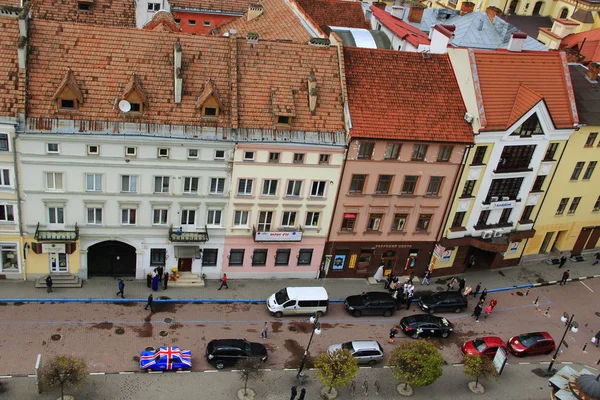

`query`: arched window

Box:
[559,8,568,18]
[532,1,543,15]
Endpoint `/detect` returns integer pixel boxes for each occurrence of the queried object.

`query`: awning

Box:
[34,222,79,242]
[174,246,200,258]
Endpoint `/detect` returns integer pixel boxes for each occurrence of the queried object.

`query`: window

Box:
[416,214,432,231]
[183,177,199,193]
[188,149,199,158]
[121,175,137,192]
[0,169,10,186]
[391,214,407,231]
[150,249,166,266]
[498,208,512,224]
[60,99,75,108]
[375,175,392,194]
[305,211,320,227]
[181,209,196,225]
[203,21,211,27]
[385,144,401,159]
[357,142,374,159]
[125,147,137,157]
[210,178,225,194]
[532,175,545,192]
[262,180,278,196]
[243,151,255,161]
[214,150,225,159]
[462,180,476,197]
[367,213,383,231]
[411,144,428,161]
[293,153,304,164]
[202,249,218,267]
[252,249,268,266]
[401,176,419,195]
[451,211,465,228]
[86,207,102,225]
[130,102,141,112]
[229,249,245,266]
[486,177,524,202]
[47,143,59,154]
[207,210,222,226]
[277,116,290,124]
[556,198,569,215]
[48,207,64,224]
[202,107,217,117]
[238,179,253,196]
[472,146,487,164]
[341,214,356,231]
[0,244,18,271]
[568,197,581,215]
[319,154,330,164]
[497,145,536,172]
[286,180,302,197]
[121,208,136,225]
[513,114,542,136]
[234,210,249,227]
[268,152,280,163]
[585,132,598,147]
[544,143,559,161]
[153,209,168,225]
[258,211,273,231]
[559,7,568,18]
[148,2,160,11]
[0,204,14,222]
[188,19,196,26]
[310,181,327,197]
[593,196,600,212]
[426,176,443,195]
[275,249,291,266]
[437,145,453,162]
[87,145,99,155]
[583,161,597,180]
[85,174,102,192]
[570,162,585,180]
[349,174,366,194]
[281,212,297,227]
[0,134,8,151]
[157,148,169,158]
[154,176,170,193]
[477,210,490,226]
[298,249,313,266]
[46,172,63,190]
[521,205,534,222]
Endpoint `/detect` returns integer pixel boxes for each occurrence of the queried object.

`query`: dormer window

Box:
[196,79,223,119]
[78,0,93,11]
[61,99,75,109]
[513,114,543,137]
[53,69,83,112]
[271,87,295,127]
[130,103,141,112]
[121,74,149,115]
[204,107,217,117]
[277,116,290,124]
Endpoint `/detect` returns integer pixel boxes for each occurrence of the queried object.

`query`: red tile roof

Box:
[294,0,370,30]
[30,0,136,27]
[560,27,600,64]
[170,0,249,13]
[471,50,578,130]
[506,84,543,128]
[0,16,23,118]
[143,10,183,32]
[369,5,429,47]
[0,0,21,7]
[343,47,473,143]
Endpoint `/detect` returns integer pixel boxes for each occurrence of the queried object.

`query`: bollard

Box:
[533,297,539,306]
[525,287,530,296]
[544,307,550,317]
[583,343,588,352]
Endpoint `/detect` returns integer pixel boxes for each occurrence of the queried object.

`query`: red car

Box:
[462,336,507,359]
[507,332,555,357]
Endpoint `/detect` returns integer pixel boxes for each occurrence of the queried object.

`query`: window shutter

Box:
[66,242,77,254]
[32,242,43,254]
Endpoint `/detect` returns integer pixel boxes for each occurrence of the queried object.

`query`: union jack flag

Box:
[140,346,192,370]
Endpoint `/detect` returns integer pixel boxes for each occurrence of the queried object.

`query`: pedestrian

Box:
[479,288,488,302]
[389,278,398,294]
[389,326,399,344]
[489,298,498,310]
[146,272,152,288]
[467,254,476,269]
[218,273,229,290]
[290,386,298,400]
[560,269,570,285]
[421,270,431,285]
[463,285,472,297]
[384,274,394,290]
[559,254,567,268]
[297,388,306,400]
[157,265,164,282]
[450,277,458,291]
[484,304,493,318]
[471,301,483,322]
[116,279,125,298]
[45,275,53,293]
[593,252,600,266]
[144,294,154,312]
[406,289,414,310]
[473,282,481,297]
[407,271,415,285]
[458,278,466,292]
[373,263,384,283]
[261,322,268,339]
[163,272,169,290]
[594,331,600,348]
[151,269,159,291]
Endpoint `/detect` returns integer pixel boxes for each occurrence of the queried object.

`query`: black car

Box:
[344,291,397,317]
[206,339,268,369]
[399,314,454,339]
[418,291,468,314]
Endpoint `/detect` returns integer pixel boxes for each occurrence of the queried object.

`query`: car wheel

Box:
[145,346,155,351]
[544,349,553,355]
[353,310,363,318]
[316,311,324,317]
[146,368,152,373]
[383,310,393,317]
[274,312,283,318]
[441,331,450,338]
[215,361,226,370]
[367,360,377,366]
[455,308,462,313]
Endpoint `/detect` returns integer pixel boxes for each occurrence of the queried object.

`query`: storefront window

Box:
[50,252,68,273]
[0,244,18,272]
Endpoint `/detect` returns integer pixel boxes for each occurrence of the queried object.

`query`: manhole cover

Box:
[159,331,169,337]
[115,328,125,335]
[51,334,62,341]
[164,318,174,324]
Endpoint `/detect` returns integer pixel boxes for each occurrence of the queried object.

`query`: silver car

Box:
[327,340,384,365]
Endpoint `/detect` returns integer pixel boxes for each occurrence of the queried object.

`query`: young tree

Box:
[237,358,264,397]
[314,348,359,394]
[463,354,497,390]
[388,341,444,392]
[41,355,88,400]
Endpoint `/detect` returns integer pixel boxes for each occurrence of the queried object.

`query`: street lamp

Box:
[297,313,322,378]
[547,312,578,375]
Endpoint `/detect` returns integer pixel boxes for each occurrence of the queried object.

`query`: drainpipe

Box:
[11,128,26,280]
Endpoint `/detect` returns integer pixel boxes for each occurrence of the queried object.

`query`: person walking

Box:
[473,282,481,297]
[261,322,268,339]
[471,300,483,322]
[146,272,152,288]
[290,386,298,400]
[218,273,229,290]
[458,278,466,293]
[151,269,159,291]
[144,294,154,312]
[593,252,600,266]
[389,326,399,344]
[559,254,567,268]
[163,272,169,290]
[485,298,498,318]
[157,265,164,282]
[479,288,488,302]
[116,279,125,298]
[489,298,498,310]
[297,388,306,400]
[594,331,600,348]
[45,275,53,293]
[406,271,415,285]
[463,285,472,297]
[406,288,414,310]
[560,269,570,285]
[421,270,431,285]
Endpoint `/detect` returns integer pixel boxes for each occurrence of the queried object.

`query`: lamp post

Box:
[547,313,578,375]
[297,312,322,378]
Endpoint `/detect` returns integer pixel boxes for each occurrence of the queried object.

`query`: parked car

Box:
[206,339,268,369]
[418,291,468,314]
[267,287,329,318]
[139,346,192,371]
[462,336,507,358]
[399,314,453,338]
[507,332,555,357]
[344,292,397,317]
[327,340,384,365]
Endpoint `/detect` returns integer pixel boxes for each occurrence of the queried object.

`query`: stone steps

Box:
[168,272,205,288]
[34,274,83,288]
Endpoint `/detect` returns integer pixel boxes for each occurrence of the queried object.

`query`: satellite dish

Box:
[118,100,131,113]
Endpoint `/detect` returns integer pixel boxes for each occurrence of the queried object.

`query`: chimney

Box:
[408,4,425,23]
[307,74,317,113]
[246,32,259,44]
[507,32,526,52]
[391,6,405,19]
[429,24,455,54]
[477,18,484,31]
[486,6,502,23]
[173,41,183,104]
[17,13,28,69]
[307,37,331,48]
[460,1,475,14]
[372,2,386,10]
[587,63,600,81]
[247,3,263,22]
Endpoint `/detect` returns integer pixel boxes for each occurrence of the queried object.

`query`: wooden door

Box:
[178,258,192,272]
[572,228,592,255]
[585,227,600,250]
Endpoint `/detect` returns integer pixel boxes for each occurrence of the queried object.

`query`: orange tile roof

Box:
[369,5,429,47]
[170,0,249,13]
[471,50,578,130]
[506,84,543,128]
[560,27,600,64]
[294,0,370,30]
[0,0,20,7]
[343,47,473,143]
[30,0,136,27]
[213,0,312,43]
[0,16,23,118]
[143,11,183,32]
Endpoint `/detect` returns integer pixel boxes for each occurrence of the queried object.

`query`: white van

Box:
[267,287,329,317]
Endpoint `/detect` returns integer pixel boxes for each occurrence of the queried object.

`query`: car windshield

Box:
[440,318,450,327]
[518,333,541,347]
[274,288,290,305]
[341,342,354,351]
[473,339,487,352]
[245,341,252,354]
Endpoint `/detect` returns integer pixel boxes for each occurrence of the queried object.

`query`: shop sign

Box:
[491,201,514,209]
[434,244,445,258]
[348,254,357,269]
[343,213,357,218]
[509,242,519,253]
[333,254,346,270]
[442,250,452,262]
[254,231,302,242]
[41,243,66,253]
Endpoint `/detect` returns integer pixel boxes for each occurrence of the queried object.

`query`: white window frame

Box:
[183,177,199,194]
[207,209,222,226]
[214,150,225,159]
[243,151,255,161]
[121,208,137,225]
[305,211,320,228]
[188,149,199,159]
[148,1,160,11]
[0,134,9,152]
[0,204,15,222]
[46,172,64,191]
[154,176,170,193]
[210,178,225,194]
[85,174,102,192]
[121,175,138,193]
[257,211,273,231]
[86,207,103,225]
[152,208,168,225]
[238,179,253,196]
[49,252,68,273]
[0,244,19,272]
[46,143,59,154]
[125,147,137,157]
[310,181,327,198]
[0,169,10,187]
[286,180,302,197]
[234,210,249,227]
[281,211,297,228]
[158,148,170,158]
[87,145,99,155]
[181,209,196,225]
[48,207,65,225]
[262,179,278,196]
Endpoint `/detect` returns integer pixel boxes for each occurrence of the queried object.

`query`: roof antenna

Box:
[421,49,431,60]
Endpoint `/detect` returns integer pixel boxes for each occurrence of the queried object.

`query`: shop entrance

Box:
[87,241,136,277]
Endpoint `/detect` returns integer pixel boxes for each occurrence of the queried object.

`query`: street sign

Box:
[492,347,508,375]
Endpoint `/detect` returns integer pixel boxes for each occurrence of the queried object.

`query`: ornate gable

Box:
[52,69,84,110]
[195,78,224,117]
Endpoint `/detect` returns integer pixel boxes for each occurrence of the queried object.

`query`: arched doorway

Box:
[559,7,568,18]
[532,1,543,15]
[509,0,519,14]
[88,241,136,277]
